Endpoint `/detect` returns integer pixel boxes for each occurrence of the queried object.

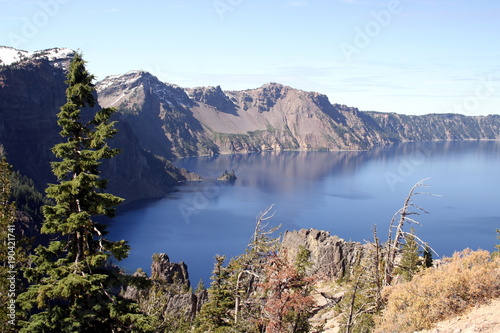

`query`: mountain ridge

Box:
[97,70,393,156]
[1,46,499,201]
[97,69,500,158]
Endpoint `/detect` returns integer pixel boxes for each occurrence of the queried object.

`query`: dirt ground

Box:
[416,298,500,333]
[311,287,500,333]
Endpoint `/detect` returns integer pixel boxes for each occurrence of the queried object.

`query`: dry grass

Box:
[374,249,500,333]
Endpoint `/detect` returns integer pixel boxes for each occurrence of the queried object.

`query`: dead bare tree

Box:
[384,178,439,285]
[234,204,280,324]
[340,179,440,332]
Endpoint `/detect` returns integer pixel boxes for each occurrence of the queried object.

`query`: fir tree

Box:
[396,228,421,281]
[294,245,313,276]
[194,205,283,333]
[422,244,433,268]
[195,278,206,293]
[229,205,281,330]
[18,53,154,332]
[194,255,234,333]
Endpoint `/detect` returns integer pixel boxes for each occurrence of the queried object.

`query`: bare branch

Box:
[243,270,260,278]
[401,231,439,257]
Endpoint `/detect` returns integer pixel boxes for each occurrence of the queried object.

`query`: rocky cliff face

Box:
[366,112,500,142]
[122,253,207,321]
[0,47,192,203]
[97,72,500,159]
[96,71,218,158]
[97,77,394,157]
[189,82,381,153]
[150,253,190,287]
[0,48,74,189]
[281,228,368,280]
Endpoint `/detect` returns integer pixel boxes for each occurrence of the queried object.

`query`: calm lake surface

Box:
[108,141,500,284]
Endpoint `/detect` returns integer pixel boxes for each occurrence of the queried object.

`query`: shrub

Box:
[374,249,500,333]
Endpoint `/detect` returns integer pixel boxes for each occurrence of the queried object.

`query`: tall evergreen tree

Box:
[18,53,154,332]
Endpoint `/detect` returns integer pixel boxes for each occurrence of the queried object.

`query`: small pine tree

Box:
[338,239,384,333]
[396,228,421,281]
[18,53,154,332]
[339,269,374,333]
[194,255,234,332]
[422,244,433,268]
[294,245,313,276]
[195,278,206,293]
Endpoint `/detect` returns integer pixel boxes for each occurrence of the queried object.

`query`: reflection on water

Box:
[108,141,500,285]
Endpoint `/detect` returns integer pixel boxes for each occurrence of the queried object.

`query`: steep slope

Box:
[96,71,218,158]
[366,111,500,141]
[0,47,73,188]
[186,82,380,152]
[98,76,390,157]
[0,47,191,203]
[98,72,500,159]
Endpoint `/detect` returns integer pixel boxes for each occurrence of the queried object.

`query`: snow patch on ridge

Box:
[0,46,74,66]
[0,46,30,66]
[97,70,190,107]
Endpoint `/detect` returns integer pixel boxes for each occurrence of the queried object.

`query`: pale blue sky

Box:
[1,0,499,115]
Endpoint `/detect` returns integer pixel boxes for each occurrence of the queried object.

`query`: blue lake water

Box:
[107,141,500,285]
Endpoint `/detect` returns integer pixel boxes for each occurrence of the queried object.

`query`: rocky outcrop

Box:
[122,253,207,321]
[177,167,203,181]
[217,170,237,182]
[281,228,367,279]
[187,85,237,114]
[151,253,190,288]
